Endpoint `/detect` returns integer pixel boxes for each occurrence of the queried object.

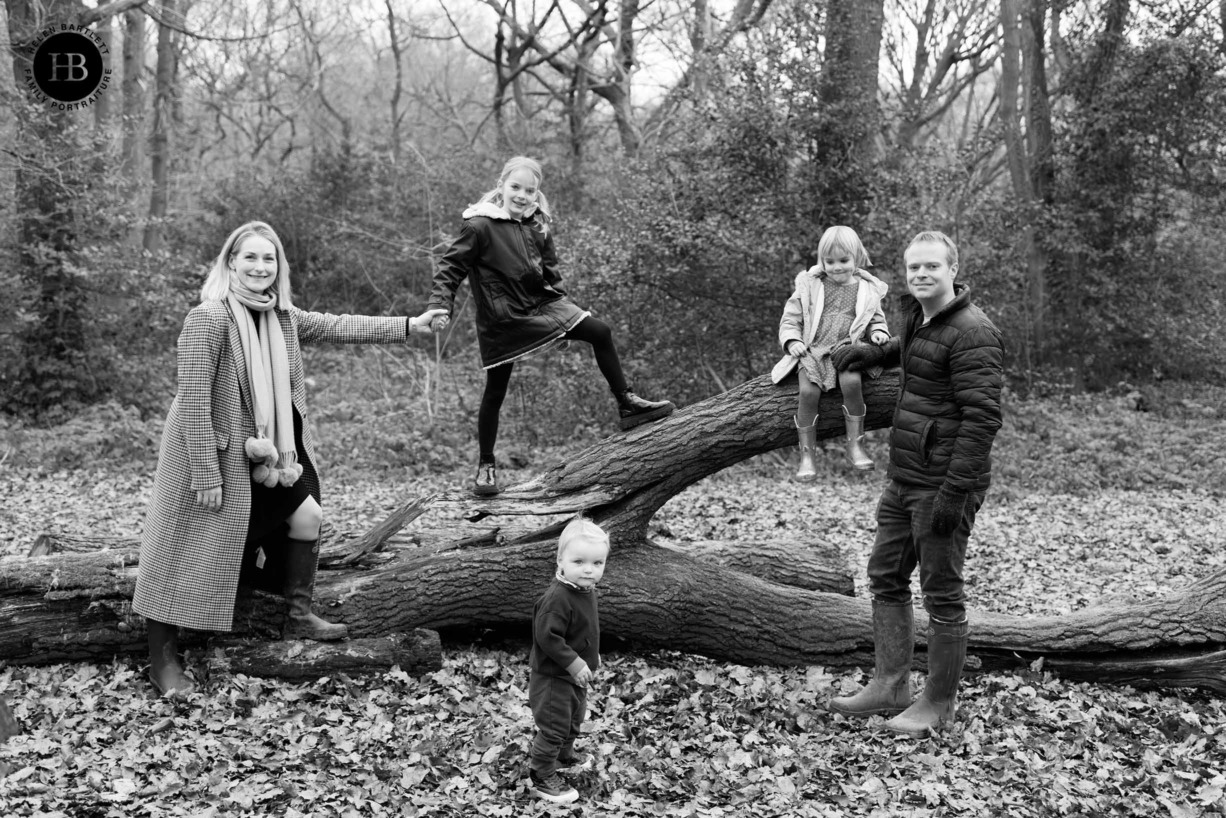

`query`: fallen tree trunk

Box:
[2,373,1224,693]
[216,631,442,680]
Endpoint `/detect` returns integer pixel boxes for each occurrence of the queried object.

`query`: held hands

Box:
[830,342,885,372]
[870,330,890,345]
[196,486,222,512]
[930,484,969,536]
[410,309,450,335]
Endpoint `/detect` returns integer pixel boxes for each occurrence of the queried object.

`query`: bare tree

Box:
[641,0,775,142]
[882,0,999,151]
[999,0,1055,369]
[95,14,115,128]
[145,0,180,252]
[384,0,406,162]
[0,1,18,250]
[442,0,776,160]
[121,8,146,190]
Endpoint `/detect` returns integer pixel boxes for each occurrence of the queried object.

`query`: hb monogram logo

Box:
[26,28,112,109]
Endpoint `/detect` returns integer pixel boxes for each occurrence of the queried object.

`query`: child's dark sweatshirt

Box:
[530,578,599,679]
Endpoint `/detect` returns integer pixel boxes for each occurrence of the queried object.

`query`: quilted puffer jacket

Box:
[887,284,1004,491]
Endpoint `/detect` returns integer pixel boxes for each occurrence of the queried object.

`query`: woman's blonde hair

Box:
[200,221,295,307]
[557,515,610,561]
[816,225,872,272]
[474,156,554,232]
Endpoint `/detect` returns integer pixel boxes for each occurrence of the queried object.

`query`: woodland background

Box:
[3,0,1226,421]
[2,0,1226,815]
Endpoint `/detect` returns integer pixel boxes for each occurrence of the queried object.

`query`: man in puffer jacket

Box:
[826,230,1004,739]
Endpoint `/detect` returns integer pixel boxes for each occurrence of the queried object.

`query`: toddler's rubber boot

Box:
[843,406,873,470]
[794,415,818,482]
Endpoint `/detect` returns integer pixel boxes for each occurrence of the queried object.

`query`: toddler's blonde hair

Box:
[557,516,610,561]
[816,225,872,272]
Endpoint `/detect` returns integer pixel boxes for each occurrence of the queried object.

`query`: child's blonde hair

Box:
[908,230,959,267]
[474,156,554,233]
[200,221,295,307]
[557,516,610,561]
[816,225,872,272]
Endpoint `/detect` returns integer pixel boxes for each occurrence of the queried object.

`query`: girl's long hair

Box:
[200,221,295,307]
[473,156,554,233]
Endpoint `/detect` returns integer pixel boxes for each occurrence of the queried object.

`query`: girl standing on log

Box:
[770,225,890,479]
[133,221,442,699]
[419,156,674,497]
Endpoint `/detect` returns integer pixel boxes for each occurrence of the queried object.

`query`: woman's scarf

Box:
[226,277,300,487]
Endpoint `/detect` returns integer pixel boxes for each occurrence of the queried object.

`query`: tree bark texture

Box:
[217,631,442,680]
[816,0,885,163]
[121,8,145,186]
[143,0,176,252]
[2,373,1225,693]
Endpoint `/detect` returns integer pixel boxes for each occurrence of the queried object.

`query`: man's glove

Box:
[831,342,885,372]
[930,484,969,536]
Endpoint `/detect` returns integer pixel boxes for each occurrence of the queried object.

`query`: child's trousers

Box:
[528,672,586,775]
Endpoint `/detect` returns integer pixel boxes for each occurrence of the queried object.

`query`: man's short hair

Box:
[908,230,959,267]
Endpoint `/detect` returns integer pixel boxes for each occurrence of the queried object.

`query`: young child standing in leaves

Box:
[525,516,608,805]
[770,225,890,479]
[419,156,673,497]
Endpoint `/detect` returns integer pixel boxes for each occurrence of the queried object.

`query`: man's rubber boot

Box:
[829,601,914,717]
[885,616,968,738]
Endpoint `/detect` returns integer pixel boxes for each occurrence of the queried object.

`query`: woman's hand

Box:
[870,330,890,345]
[196,487,222,512]
[410,309,450,335]
[786,340,807,358]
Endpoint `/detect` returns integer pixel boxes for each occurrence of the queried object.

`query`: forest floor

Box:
[1,360,1225,817]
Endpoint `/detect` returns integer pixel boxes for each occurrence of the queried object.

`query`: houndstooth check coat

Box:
[132,300,409,632]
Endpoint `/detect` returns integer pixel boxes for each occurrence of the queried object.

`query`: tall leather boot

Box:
[147,619,195,699]
[282,538,349,641]
[842,406,873,470]
[829,600,913,716]
[613,388,675,430]
[885,616,968,738]
[793,415,818,483]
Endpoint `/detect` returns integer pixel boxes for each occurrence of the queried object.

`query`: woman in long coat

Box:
[133,221,441,698]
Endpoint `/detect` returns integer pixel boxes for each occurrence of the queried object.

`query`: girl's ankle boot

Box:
[613,388,675,430]
[473,460,499,496]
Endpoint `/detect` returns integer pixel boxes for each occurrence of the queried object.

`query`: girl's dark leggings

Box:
[478,316,626,462]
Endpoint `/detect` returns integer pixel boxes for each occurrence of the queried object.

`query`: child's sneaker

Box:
[557,750,594,771]
[528,771,578,804]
